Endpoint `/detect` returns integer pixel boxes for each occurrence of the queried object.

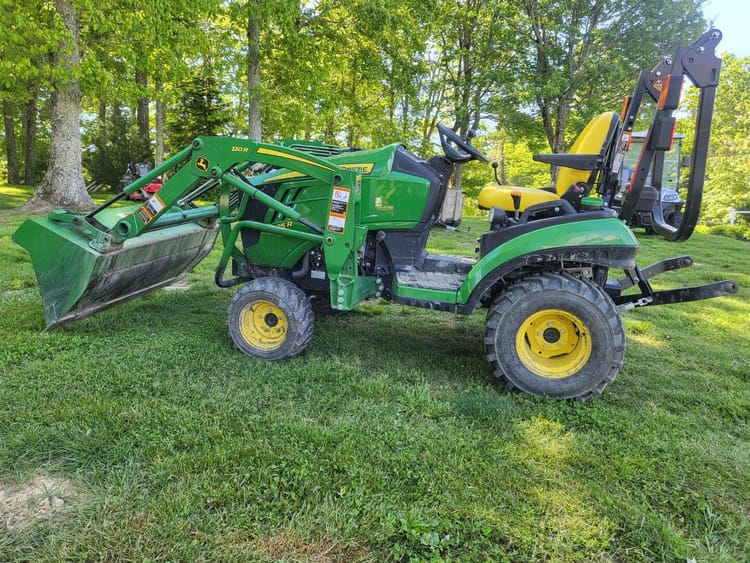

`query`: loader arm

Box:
[104,136,359,243]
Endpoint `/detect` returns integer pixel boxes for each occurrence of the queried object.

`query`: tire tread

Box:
[484,272,625,401]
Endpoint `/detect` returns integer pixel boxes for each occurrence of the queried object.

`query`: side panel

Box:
[256,144,433,229]
[243,182,331,268]
[359,172,431,228]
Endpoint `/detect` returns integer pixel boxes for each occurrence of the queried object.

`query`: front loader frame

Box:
[17,137,378,327]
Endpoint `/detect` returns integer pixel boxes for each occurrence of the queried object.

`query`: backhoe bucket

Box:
[13,214,218,329]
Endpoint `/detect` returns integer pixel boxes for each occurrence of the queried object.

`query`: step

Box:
[395,269,466,291]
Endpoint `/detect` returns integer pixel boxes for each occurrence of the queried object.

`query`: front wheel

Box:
[228,277,314,361]
[484,273,625,401]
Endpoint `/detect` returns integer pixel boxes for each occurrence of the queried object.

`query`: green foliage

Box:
[2,190,749,561]
[502,141,551,188]
[253,0,440,147]
[167,70,232,151]
[697,224,750,242]
[0,4,733,228]
[460,131,550,197]
[0,0,57,98]
[505,0,706,152]
[83,105,140,189]
[693,55,750,224]
[434,0,516,133]
[2,0,740,224]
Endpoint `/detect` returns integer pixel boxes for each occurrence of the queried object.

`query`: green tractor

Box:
[13,30,737,401]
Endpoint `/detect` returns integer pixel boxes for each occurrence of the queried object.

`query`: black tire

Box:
[666,210,684,229]
[484,273,625,401]
[228,277,314,361]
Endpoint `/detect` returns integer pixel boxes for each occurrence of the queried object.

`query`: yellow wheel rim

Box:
[238,300,288,351]
[516,309,592,379]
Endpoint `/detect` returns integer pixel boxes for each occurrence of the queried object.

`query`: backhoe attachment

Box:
[611,28,722,241]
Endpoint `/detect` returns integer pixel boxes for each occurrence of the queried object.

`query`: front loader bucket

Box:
[13,215,218,329]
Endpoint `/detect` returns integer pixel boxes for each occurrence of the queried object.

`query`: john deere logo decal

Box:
[196,156,210,172]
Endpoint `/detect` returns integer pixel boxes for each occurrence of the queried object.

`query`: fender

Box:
[456,215,640,314]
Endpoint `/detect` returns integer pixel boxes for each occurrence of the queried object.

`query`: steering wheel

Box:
[437,123,490,164]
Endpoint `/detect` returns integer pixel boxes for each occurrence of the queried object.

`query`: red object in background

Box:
[128,177,163,200]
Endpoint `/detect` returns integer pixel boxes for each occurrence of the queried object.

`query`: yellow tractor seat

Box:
[479,111,620,213]
[478,185,558,212]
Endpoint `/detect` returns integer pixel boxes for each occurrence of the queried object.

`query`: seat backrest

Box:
[555,112,620,195]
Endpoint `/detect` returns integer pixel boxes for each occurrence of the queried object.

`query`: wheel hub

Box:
[543,327,561,343]
[516,309,592,379]
[239,300,288,351]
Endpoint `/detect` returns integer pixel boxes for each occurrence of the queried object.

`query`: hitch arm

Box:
[606,255,738,309]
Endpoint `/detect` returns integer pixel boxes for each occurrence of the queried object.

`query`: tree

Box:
[25,0,92,210]
[81,0,220,165]
[84,104,134,189]
[247,0,262,140]
[694,55,750,224]
[223,0,300,140]
[510,0,706,158]
[0,0,51,186]
[2,101,19,184]
[1,0,719,210]
[429,0,516,189]
[23,92,40,185]
[167,70,232,150]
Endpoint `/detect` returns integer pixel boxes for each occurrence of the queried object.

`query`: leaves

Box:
[3,0,730,208]
[507,0,706,153]
[691,55,750,223]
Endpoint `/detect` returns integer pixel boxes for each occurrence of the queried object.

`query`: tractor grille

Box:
[425,156,454,182]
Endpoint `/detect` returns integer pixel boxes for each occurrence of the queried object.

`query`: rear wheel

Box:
[484,273,625,401]
[228,277,314,361]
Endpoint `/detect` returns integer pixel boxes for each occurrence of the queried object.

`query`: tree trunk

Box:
[23,94,38,186]
[3,101,20,184]
[155,88,166,166]
[25,0,92,211]
[135,68,152,162]
[247,1,262,141]
[98,99,106,138]
[452,163,465,192]
[497,135,506,185]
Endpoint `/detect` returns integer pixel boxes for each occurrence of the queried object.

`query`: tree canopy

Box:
[3,0,745,216]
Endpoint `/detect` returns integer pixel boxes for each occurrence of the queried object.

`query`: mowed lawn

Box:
[1,186,748,561]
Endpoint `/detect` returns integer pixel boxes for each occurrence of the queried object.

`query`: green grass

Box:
[1,186,748,561]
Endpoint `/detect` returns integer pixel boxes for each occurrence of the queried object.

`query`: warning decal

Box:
[137,193,166,225]
[327,186,350,233]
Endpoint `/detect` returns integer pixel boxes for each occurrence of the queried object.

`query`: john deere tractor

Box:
[13,29,737,401]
